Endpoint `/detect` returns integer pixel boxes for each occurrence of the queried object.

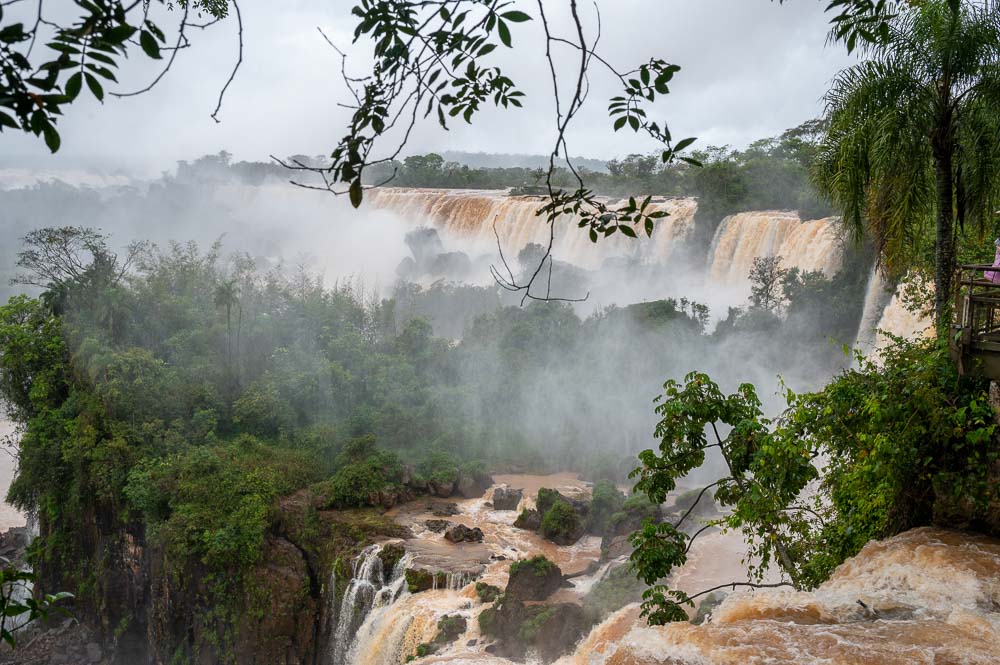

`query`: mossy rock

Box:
[691,592,726,625]
[404,568,447,593]
[434,614,467,643]
[378,543,406,574]
[475,582,501,603]
[529,603,591,662]
[506,556,562,601]
[513,508,541,531]
[539,500,585,545]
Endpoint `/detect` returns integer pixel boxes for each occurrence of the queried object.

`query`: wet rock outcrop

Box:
[492,486,523,511]
[515,488,590,545]
[479,594,591,662]
[505,556,562,601]
[444,524,484,543]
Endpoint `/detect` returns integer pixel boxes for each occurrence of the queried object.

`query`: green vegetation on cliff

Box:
[629,338,999,623]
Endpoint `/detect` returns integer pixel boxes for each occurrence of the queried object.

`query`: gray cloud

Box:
[3,0,854,175]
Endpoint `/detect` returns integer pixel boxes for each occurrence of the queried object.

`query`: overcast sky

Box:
[3,0,855,176]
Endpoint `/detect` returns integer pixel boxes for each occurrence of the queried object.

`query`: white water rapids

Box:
[322,476,999,665]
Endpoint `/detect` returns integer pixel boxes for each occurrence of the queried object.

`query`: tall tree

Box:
[814,0,1000,328]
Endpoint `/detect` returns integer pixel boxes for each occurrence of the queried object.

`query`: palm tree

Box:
[214,279,240,384]
[814,0,1000,328]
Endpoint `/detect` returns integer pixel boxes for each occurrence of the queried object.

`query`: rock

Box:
[492,487,523,511]
[457,469,494,499]
[537,488,590,517]
[601,533,633,560]
[477,598,529,659]
[368,486,405,509]
[425,519,452,533]
[0,526,30,567]
[538,500,586,546]
[601,495,663,559]
[513,509,541,531]
[405,568,447,593]
[430,502,460,516]
[428,480,456,498]
[531,603,591,663]
[378,543,406,574]
[85,642,102,663]
[691,592,727,625]
[505,556,563,601]
[475,581,502,603]
[434,614,467,643]
[445,524,485,543]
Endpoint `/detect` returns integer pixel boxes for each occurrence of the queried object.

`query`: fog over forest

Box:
[0,2,995,665]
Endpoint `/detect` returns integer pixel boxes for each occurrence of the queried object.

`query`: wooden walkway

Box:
[950,264,1000,378]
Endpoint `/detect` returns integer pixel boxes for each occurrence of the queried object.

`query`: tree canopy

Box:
[814,0,1000,326]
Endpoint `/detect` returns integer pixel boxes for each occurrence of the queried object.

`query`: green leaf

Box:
[139,30,162,59]
[349,179,363,208]
[620,224,637,238]
[42,125,60,152]
[501,10,531,22]
[65,71,82,100]
[84,72,104,101]
[613,117,627,131]
[673,137,696,152]
[0,111,17,130]
[497,20,511,47]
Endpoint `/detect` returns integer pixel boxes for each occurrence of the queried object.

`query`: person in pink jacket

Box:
[986,238,1000,284]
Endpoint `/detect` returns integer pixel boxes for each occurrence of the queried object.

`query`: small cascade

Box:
[327,544,411,665]
[434,570,476,591]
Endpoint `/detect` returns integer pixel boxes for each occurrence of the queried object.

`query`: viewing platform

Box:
[950,264,1000,378]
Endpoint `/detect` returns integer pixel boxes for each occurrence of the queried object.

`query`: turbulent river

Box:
[324,475,999,665]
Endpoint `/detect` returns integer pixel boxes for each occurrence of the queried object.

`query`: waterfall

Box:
[366,188,698,270]
[706,212,844,285]
[872,284,935,354]
[327,544,411,665]
[854,269,895,354]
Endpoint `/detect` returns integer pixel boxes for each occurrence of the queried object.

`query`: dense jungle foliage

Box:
[0,223,871,625]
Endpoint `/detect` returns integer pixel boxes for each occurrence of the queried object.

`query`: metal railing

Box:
[951,264,1000,377]
[954,265,1000,343]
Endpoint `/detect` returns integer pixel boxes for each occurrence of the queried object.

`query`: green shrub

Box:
[786,340,998,584]
[477,607,500,636]
[509,555,557,578]
[318,435,404,508]
[589,480,625,534]
[417,450,459,486]
[518,607,556,643]
[540,500,580,541]
[475,582,501,603]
